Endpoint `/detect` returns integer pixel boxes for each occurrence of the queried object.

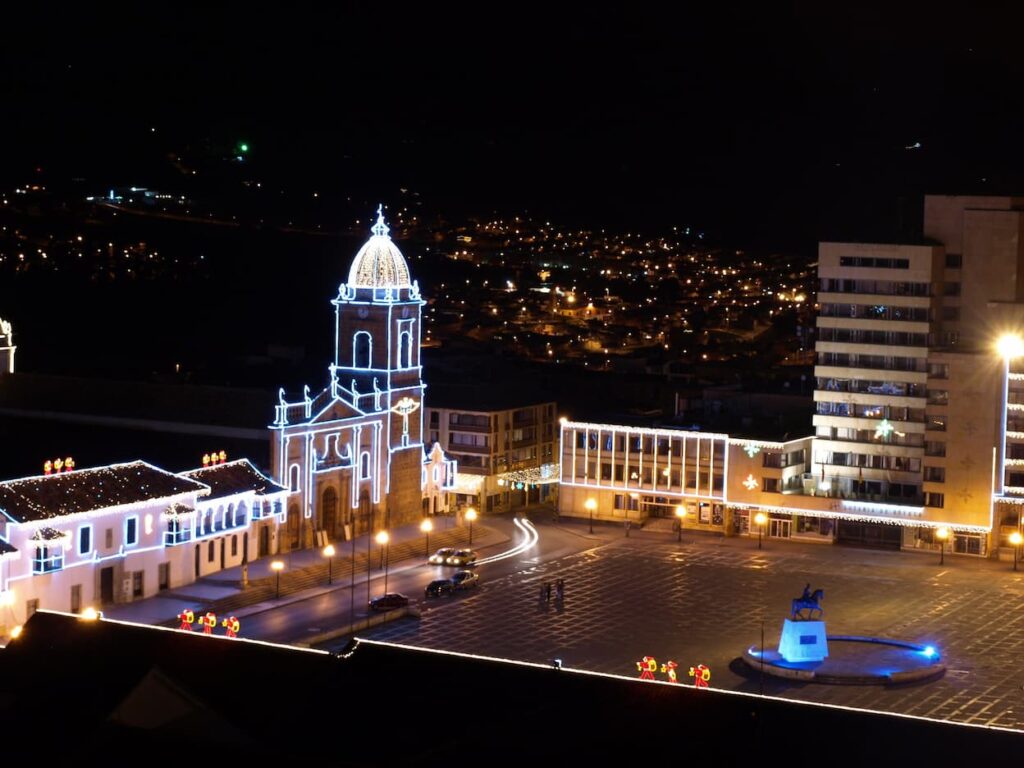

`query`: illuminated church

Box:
[271,208,454,551]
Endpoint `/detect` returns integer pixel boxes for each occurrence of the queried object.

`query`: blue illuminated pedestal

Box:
[778,619,829,663]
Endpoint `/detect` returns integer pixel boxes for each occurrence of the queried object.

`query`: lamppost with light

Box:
[753,511,767,550]
[1011,531,1022,571]
[375,530,390,594]
[936,526,949,566]
[270,559,284,599]
[585,498,597,533]
[323,544,335,585]
[675,505,685,542]
[466,507,477,546]
[421,518,433,557]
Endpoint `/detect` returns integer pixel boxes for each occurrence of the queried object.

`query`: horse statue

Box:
[791,586,824,620]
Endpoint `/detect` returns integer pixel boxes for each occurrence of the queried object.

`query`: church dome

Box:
[346,206,412,288]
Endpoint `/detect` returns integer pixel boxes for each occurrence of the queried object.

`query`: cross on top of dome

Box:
[370,204,390,238]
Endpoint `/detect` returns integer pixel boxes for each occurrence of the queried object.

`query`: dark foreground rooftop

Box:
[1,612,1020,764]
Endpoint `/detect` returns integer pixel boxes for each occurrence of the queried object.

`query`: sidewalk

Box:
[104,516,509,626]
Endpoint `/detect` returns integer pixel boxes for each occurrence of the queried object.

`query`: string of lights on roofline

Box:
[1,461,213,524]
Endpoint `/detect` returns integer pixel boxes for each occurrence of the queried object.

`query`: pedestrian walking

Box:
[539,583,547,603]
[545,582,552,603]
[556,578,564,602]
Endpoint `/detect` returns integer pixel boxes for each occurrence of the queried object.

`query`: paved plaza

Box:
[350,529,1024,730]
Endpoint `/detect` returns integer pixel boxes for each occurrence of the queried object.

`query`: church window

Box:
[399,330,412,368]
[353,331,372,368]
[360,451,371,480]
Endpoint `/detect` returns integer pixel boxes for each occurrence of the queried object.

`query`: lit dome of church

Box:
[346,206,412,288]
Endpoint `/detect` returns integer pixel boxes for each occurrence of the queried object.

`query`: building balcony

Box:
[448,443,490,455]
[448,422,491,434]
[31,551,63,574]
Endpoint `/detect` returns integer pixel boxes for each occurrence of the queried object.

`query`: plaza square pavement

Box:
[351,528,1024,731]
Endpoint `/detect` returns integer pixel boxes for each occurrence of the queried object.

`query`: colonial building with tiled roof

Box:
[0,458,286,635]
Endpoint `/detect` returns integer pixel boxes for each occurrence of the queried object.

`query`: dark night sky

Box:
[4,3,1024,246]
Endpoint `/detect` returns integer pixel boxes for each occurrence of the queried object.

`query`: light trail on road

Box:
[475,517,539,565]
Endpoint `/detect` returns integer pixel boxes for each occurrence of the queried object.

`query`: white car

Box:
[450,570,479,590]
[428,547,456,565]
[445,549,478,567]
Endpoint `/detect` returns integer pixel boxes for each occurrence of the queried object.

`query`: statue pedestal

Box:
[778,619,829,663]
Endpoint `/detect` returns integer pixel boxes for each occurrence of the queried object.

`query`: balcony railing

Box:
[32,549,64,574]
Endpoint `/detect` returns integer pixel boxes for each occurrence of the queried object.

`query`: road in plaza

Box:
[322,521,1024,732]
[238,515,580,646]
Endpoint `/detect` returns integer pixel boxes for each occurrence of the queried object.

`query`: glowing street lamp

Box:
[585,498,597,533]
[375,530,390,595]
[675,505,685,542]
[1011,531,1023,572]
[466,507,477,545]
[270,559,285,599]
[935,527,949,566]
[420,518,433,557]
[996,334,1024,360]
[753,511,768,550]
[323,544,335,585]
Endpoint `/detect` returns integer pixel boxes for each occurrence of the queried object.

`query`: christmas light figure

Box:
[221,615,240,639]
[743,444,761,458]
[874,419,895,440]
[197,611,217,634]
[202,454,211,466]
[218,450,227,463]
[177,608,195,631]
[688,663,711,688]
[660,660,679,683]
[53,458,63,473]
[636,655,658,680]
[390,396,420,439]
[743,474,758,490]
[43,460,52,475]
[65,457,74,472]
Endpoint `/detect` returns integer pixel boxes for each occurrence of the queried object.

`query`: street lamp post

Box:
[350,526,356,621]
[375,530,390,595]
[753,512,767,550]
[585,498,597,534]
[270,559,284,599]
[936,526,949,566]
[421,518,433,557]
[466,507,477,546]
[1011,531,1022,572]
[675,505,685,542]
[323,544,335,585]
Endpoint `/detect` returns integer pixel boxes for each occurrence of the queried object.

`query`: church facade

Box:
[270,209,454,551]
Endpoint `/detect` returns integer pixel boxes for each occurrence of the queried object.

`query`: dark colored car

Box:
[424,579,454,598]
[369,593,410,611]
[450,570,479,591]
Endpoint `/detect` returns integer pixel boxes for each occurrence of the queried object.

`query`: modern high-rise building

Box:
[0,317,14,374]
[559,196,1024,558]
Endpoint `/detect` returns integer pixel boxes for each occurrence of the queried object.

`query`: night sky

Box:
[4,4,1024,246]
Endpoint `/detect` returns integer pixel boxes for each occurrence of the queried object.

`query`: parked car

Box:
[424,579,454,598]
[450,570,479,591]
[428,547,456,565]
[446,549,478,567]
[369,593,410,611]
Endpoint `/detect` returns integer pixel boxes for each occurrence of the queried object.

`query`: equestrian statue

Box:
[791,583,824,620]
